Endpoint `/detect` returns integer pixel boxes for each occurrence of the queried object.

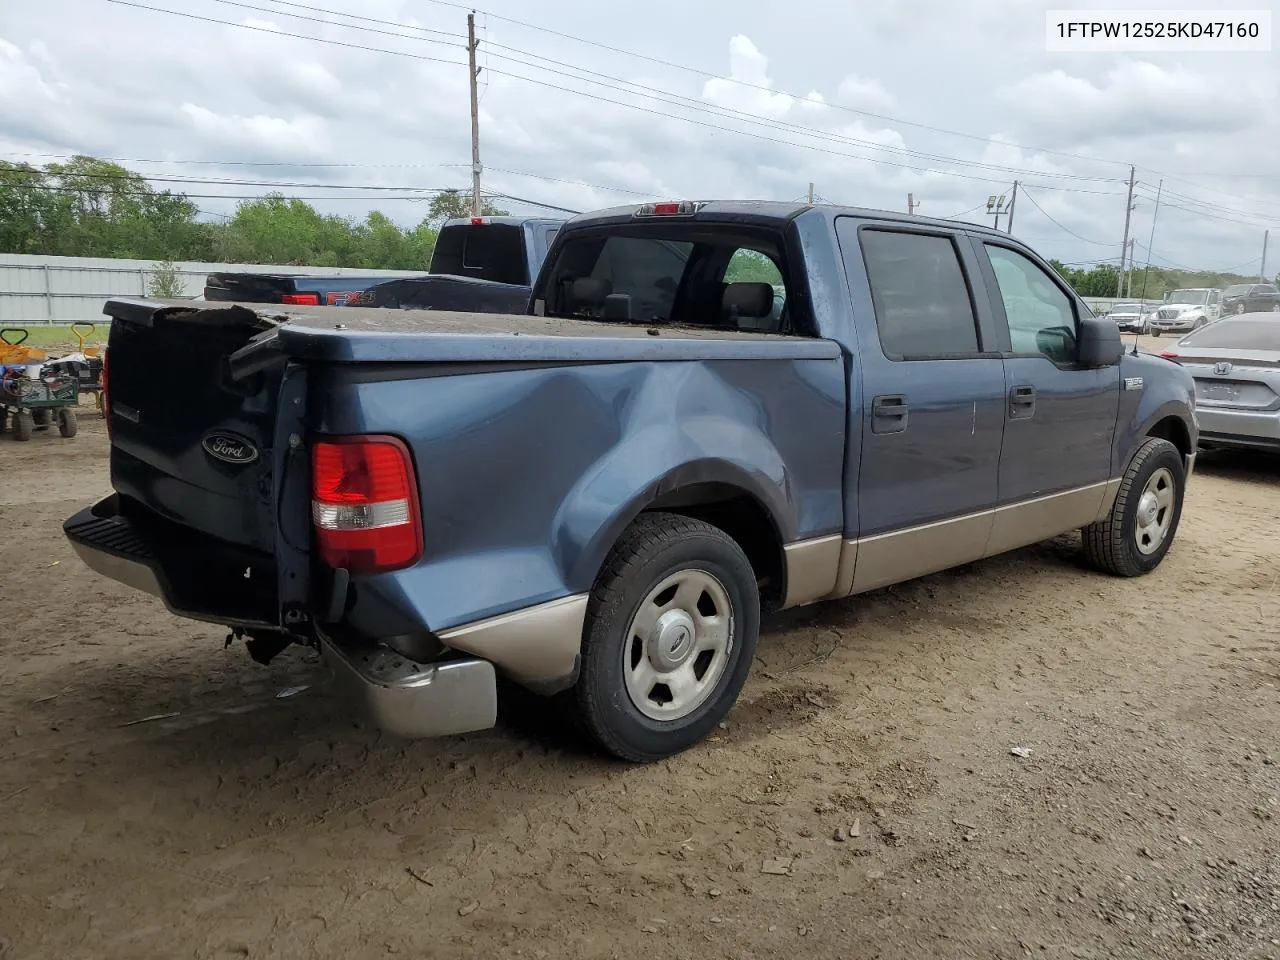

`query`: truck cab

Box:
[1150,288,1221,335]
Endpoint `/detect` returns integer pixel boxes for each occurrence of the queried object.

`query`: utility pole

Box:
[1261,229,1270,282]
[467,12,483,218]
[1006,181,1018,233]
[808,182,815,204]
[907,192,918,214]
[1124,239,1135,297]
[1117,164,1135,297]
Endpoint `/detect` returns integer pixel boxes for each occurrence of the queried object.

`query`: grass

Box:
[0,323,109,353]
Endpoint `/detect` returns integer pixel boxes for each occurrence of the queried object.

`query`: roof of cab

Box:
[440,215,565,228]
[562,200,1020,240]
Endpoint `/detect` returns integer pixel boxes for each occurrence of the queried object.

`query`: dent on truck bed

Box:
[313,348,846,685]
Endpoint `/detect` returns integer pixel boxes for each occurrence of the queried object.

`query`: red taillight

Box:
[636,200,703,217]
[470,216,486,225]
[282,293,320,305]
[311,436,422,575]
[1159,351,1180,362]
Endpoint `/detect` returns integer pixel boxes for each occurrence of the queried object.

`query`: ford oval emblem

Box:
[202,432,259,465]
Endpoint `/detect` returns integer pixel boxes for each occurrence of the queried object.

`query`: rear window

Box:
[1223,284,1252,297]
[1180,318,1280,351]
[539,225,801,334]
[429,223,527,285]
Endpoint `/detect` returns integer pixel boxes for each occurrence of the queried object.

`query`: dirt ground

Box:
[1,405,1279,960]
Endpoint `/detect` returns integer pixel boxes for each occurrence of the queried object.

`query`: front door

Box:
[835,219,1007,594]
[969,238,1121,555]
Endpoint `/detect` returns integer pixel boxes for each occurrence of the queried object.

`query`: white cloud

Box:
[702,35,794,120]
[835,76,896,112]
[0,0,1275,275]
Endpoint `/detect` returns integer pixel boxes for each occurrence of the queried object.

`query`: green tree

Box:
[426,189,507,225]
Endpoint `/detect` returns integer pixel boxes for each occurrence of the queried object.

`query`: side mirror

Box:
[1077,313,1124,368]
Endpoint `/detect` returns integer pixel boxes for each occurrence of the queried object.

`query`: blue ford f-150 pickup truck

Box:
[65,200,1197,762]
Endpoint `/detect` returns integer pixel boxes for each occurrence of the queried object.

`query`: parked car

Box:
[1159,312,1280,453]
[1104,301,1151,334]
[64,200,1197,762]
[1221,282,1280,316]
[1149,288,1221,336]
[351,216,563,313]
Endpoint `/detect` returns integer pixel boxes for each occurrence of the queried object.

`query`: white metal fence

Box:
[0,253,423,325]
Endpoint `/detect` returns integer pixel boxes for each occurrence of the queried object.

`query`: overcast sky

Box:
[1,0,1278,276]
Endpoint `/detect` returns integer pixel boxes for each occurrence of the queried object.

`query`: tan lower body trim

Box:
[985,479,1118,556]
[781,534,843,608]
[438,593,588,685]
[820,478,1123,601]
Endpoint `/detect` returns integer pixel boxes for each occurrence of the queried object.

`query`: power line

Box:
[100,0,1128,194]
[1016,188,1111,246]
[2,167,465,192]
[248,0,1132,171]
[204,0,1119,185]
[1131,240,1260,276]
[4,155,656,201]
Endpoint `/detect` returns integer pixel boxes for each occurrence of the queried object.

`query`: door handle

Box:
[871,394,909,434]
[1008,384,1036,420]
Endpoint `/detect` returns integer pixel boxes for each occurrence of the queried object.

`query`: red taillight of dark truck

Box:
[310,435,423,575]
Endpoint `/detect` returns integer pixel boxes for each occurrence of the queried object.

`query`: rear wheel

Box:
[12,410,33,441]
[1082,437,1184,577]
[57,407,77,438]
[32,409,51,427]
[574,512,760,763]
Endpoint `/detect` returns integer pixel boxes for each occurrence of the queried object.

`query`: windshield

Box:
[1223,284,1252,297]
[1109,303,1140,313]
[1166,290,1208,305]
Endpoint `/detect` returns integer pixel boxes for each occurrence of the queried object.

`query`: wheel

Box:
[1272,304,1279,312]
[1236,303,1246,314]
[1151,329,1160,337]
[58,407,77,438]
[1082,437,1185,577]
[573,512,760,762]
[12,410,33,441]
[32,409,51,427]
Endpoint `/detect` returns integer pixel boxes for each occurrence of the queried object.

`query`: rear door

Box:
[969,237,1120,553]
[834,218,1007,593]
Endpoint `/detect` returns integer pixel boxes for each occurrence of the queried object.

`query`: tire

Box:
[573,512,760,763]
[32,409,51,427]
[1236,303,1246,315]
[1151,329,1161,338]
[58,407,77,438]
[12,410,33,442]
[1082,437,1185,577]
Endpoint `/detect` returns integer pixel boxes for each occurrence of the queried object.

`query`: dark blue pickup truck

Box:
[65,200,1197,762]
[204,216,562,313]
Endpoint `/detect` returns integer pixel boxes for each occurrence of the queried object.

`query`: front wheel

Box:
[12,410,33,441]
[1082,437,1185,576]
[573,512,760,763]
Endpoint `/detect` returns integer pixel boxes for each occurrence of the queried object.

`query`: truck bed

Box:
[108,299,839,367]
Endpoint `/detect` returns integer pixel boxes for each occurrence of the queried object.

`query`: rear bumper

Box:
[319,635,497,738]
[1195,407,1280,449]
[63,495,277,628]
